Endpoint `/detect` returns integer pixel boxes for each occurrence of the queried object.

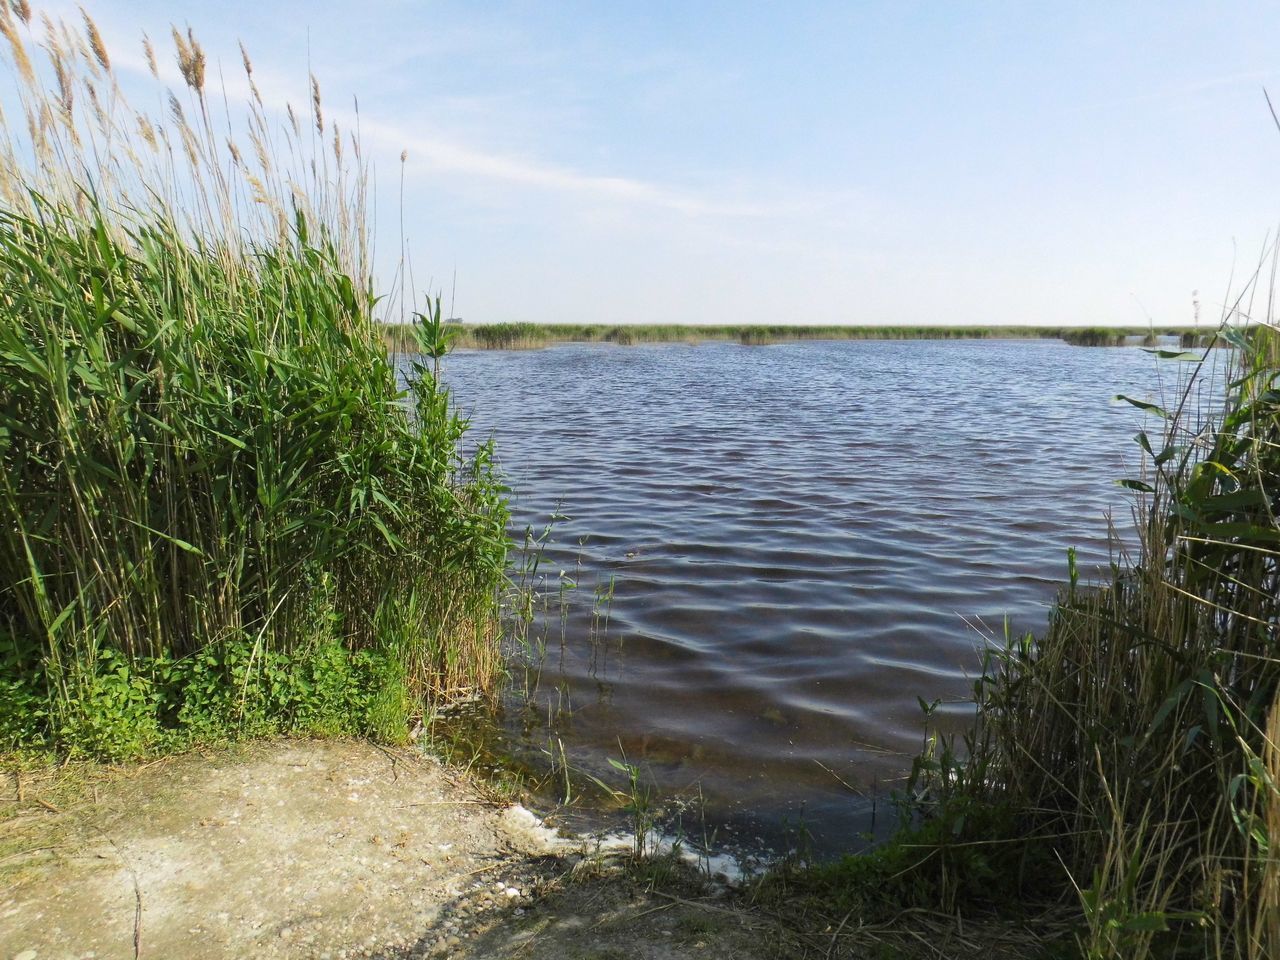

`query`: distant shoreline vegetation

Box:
[380,321,1203,351]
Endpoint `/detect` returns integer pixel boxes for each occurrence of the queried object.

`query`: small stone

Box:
[446,935,460,947]
[504,887,520,898]
[14,951,38,960]
[279,926,293,939]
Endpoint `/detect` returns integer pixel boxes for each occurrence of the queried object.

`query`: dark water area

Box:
[431,338,1176,854]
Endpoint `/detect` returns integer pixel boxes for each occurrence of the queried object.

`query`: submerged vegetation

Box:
[0,10,509,759]
[381,321,1197,351]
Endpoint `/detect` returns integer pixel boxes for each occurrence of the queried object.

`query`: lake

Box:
[435,337,1173,854]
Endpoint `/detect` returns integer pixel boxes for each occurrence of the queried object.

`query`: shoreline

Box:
[380,322,1203,352]
[0,739,796,960]
[1,738,1056,959]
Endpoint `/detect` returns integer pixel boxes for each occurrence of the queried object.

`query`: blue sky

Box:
[44,3,1280,324]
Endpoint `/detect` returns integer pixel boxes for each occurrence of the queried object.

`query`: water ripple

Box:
[437,338,1166,850]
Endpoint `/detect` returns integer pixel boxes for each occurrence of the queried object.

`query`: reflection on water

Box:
[431,338,1172,853]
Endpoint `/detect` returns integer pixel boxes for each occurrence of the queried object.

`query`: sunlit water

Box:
[430,338,1177,854]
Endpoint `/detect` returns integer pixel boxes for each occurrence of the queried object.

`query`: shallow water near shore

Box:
[430,338,1176,854]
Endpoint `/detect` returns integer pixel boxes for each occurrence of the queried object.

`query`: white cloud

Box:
[61,1,827,225]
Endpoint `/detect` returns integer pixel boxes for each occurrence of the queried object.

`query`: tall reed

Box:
[902,311,1279,955]
[0,7,509,757]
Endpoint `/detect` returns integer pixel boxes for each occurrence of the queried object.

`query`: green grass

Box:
[381,322,1198,351]
[0,11,509,759]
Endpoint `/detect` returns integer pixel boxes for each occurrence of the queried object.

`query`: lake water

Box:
[436,338,1174,854]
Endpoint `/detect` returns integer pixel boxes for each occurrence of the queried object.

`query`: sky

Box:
[29,2,1280,325]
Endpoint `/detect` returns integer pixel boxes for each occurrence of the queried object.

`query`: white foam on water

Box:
[497,805,758,883]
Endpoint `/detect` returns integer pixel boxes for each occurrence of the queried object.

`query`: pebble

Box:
[13,951,37,960]
[504,887,520,898]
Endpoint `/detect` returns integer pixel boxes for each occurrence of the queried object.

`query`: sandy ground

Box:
[0,741,799,960]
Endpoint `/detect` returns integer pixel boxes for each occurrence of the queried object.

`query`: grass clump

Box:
[0,10,509,760]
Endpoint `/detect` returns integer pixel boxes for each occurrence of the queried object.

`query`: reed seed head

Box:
[171,25,205,92]
[1,12,34,87]
[80,8,109,71]
[239,41,262,102]
[311,75,323,134]
[168,90,185,126]
[82,86,108,148]
[142,33,157,77]
[137,113,157,150]
[51,49,72,117]
[184,28,205,92]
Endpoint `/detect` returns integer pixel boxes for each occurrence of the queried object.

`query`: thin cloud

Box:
[63,3,823,223]
[354,115,833,220]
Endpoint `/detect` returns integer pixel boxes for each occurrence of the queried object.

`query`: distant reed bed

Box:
[381,321,1195,351]
[0,8,509,758]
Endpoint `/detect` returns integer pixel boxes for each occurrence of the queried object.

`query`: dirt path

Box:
[0,741,796,960]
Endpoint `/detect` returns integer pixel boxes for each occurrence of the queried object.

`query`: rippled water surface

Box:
[438,338,1169,851]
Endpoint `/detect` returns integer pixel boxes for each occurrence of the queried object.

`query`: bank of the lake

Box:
[380,321,1199,351]
[0,740,779,960]
[2,738,1071,960]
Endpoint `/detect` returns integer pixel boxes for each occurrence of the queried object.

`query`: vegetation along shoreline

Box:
[2,8,1278,960]
[379,321,1207,351]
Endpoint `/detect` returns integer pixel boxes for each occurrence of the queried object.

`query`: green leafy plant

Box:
[0,10,510,760]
